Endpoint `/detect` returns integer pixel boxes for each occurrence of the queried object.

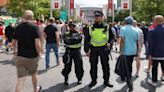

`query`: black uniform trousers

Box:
[124,55,135,88]
[90,47,110,82]
[152,60,164,82]
[62,48,84,80]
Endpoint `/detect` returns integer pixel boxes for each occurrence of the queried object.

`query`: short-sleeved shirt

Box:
[141,26,149,42]
[0,26,3,35]
[44,24,58,43]
[14,22,40,58]
[120,25,139,55]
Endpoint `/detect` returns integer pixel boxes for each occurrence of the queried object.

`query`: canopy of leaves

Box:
[7,0,50,18]
[132,0,164,21]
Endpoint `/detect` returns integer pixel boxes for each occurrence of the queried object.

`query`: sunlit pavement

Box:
[0,45,163,92]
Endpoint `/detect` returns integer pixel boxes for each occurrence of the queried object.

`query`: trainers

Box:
[147,79,158,86]
[41,55,45,58]
[89,81,97,88]
[46,65,50,70]
[144,68,150,73]
[135,73,139,77]
[104,81,114,87]
[161,76,164,81]
[36,86,42,92]
[6,48,9,52]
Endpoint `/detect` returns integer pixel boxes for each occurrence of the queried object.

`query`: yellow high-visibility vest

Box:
[89,27,109,47]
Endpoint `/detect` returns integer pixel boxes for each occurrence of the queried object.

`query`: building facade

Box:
[0,0,7,6]
[80,7,102,24]
[0,0,8,15]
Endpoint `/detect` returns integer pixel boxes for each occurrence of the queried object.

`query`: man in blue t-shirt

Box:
[119,16,140,92]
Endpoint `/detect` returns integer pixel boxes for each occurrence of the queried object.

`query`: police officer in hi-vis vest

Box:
[84,11,115,88]
[62,22,84,85]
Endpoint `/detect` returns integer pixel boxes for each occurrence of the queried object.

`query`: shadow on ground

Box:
[140,74,163,92]
[74,84,106,92]
[114,76,138,92]
[0,59,15,66]
[42,82,79,92]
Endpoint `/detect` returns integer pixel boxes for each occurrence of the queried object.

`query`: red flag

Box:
[108,0,113,10]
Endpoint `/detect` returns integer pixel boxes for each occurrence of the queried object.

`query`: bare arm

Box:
[136,39,140,56]
[35,38,41,56]
[56,31,60,48]
[12,39,17,54]
[119,37,124,55]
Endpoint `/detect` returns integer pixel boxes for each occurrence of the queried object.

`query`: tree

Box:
[7,0,50,18]
[132,0,164,21]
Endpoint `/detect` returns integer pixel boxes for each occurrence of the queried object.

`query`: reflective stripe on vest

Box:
[65,31,81,48]
[65,43,81,48]
[89,27,109,47]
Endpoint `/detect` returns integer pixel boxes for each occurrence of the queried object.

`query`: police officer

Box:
[84,11,115,88]
[62,22,84,85]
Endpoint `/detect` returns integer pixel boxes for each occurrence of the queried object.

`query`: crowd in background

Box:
[0,10,164,92]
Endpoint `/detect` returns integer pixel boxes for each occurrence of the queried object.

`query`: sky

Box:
[75,0,116,7]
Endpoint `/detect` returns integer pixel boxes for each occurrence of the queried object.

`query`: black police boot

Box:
[128,82,133,92]
[64,76,68,85]
[77,79,82,85]
[89,81,97,88]
[104,81,114,87]
[129,86,133,92]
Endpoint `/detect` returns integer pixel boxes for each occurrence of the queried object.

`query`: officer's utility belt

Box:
[65,43,81,49]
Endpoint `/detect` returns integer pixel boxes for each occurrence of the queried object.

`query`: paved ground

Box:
[0,45,164,92]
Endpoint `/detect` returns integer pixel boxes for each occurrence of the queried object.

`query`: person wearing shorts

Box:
[15,56,39,77]
[133,20,144,77]
[13,10,41,92]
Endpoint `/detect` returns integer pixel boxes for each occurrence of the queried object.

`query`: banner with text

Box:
[121,0,129,10]
[51,0,60,9]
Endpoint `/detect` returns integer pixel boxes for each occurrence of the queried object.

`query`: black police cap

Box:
[94,11,103,17]
[68,22,76,27]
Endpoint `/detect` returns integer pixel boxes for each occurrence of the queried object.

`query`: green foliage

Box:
[132,0,164,21]
[115,10,130,22]
[114,0,164,22]
[53,9,60,19]
[7,0,50,18]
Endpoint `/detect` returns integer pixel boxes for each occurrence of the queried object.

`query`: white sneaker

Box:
[144,67,150,73]
[41,55,45,58]
[147,79,158,87]
[36,86,42,92]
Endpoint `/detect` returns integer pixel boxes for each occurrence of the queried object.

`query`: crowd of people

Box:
[0,10,164,92]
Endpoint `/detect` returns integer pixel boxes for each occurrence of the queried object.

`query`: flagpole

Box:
[129,0,132,16]
[50,0,53,17]
[112,3,115,22]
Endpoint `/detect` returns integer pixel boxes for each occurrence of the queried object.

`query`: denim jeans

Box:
[45,43,59,68]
